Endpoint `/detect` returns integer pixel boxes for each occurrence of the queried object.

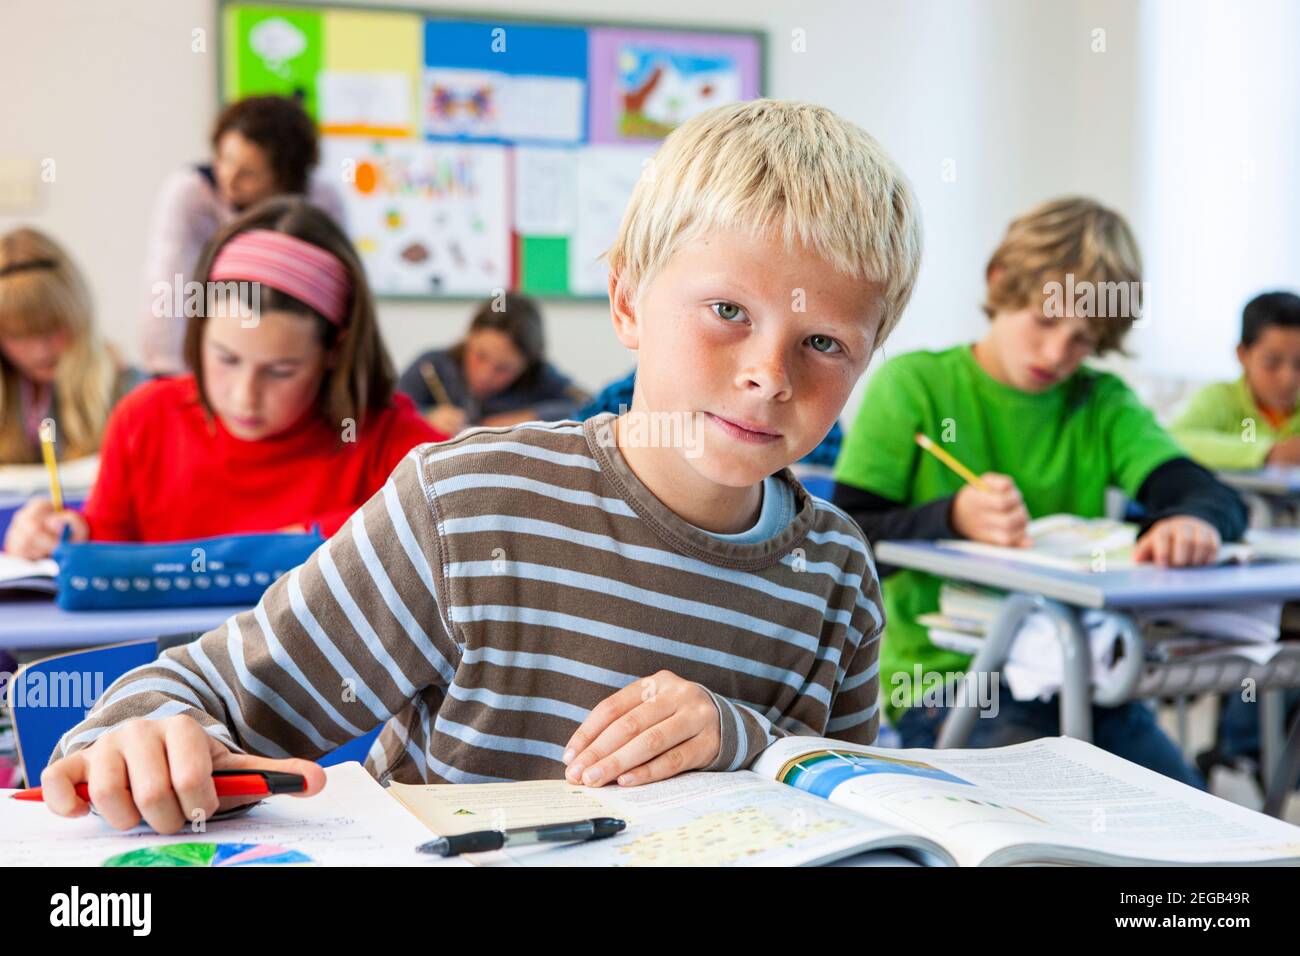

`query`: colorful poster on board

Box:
[322,137,510,296]
[224,4,323,115]
[221,4,762,297]
[587,28,761,144]
[318,9,422,137]
[423,20,587,144]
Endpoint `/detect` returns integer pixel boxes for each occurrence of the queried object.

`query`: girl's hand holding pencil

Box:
[2,418,89,560]
[3,498,88,560]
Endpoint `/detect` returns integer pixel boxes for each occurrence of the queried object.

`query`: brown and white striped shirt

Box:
[55,415,884,784]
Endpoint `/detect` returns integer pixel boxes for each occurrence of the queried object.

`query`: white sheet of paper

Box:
[319,70,412,133]
[0,762,467,867]
[570,146,657,294]
[501,75,584,143]
[513,147,578,235]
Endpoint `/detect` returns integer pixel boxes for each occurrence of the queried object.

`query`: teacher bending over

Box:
[140,94,343,375]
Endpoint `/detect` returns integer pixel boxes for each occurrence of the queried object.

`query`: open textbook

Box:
[8,743,1300,867]
[938,514,1275,572]
[388,736,1300,867]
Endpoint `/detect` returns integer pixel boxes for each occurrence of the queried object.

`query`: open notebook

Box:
[0,552,58,594]
[939,514,1272,573]
[387,735,1300,866]
[0,455,99,496]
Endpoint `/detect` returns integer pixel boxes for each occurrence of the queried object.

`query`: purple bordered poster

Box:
[587,27,762,144]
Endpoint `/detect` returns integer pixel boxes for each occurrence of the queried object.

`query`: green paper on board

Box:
[518,235,570,295]
[226,4,323,117]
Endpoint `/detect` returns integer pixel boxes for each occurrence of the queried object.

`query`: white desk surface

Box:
[874,539,1300,610]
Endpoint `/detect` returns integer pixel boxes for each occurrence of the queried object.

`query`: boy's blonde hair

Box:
[983,197,1142,354]
[606,99,922,348]
[0,227,118,462]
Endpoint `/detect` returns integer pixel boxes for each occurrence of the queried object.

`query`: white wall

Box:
[1134,0,1300,383]
[1,0,1144,425]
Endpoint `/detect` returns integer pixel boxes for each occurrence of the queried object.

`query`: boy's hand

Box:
[1133,515,1220,567]
[562,671,721,787]
[1266,436,1300,466]
[950,473,1031,547]
[40,714,326,834]
[3,498,88,560]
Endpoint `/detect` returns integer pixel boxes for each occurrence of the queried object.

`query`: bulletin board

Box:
[217,2,766,299]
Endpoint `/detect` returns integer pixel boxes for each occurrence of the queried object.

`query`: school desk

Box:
[1219,465,1300,497]
[872,538,1300,803]
[0,595,246,652]
[1218,466,1300,527]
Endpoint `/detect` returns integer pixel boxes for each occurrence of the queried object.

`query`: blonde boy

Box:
[42,100,922,833]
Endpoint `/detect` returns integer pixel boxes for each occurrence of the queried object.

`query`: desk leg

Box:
[937,595,1093,748]
[1174,697,1190,758]
[937,593,1039,749]
[1261,689,1285,793]
[1040,600,1093,741]
[1244,493,1274,530]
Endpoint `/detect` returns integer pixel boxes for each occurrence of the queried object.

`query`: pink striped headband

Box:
[210,229,352,326]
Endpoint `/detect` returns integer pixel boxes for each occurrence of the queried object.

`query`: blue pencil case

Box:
[52,529,325,611]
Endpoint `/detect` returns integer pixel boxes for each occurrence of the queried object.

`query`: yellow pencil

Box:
[418,360,453,407]
[914,432,991,493]
[39,419,63,512]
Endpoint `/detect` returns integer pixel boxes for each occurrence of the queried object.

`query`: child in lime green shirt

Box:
[1171,291,1300,470]
[833,197,1247,789]
[1171,291,1300,782]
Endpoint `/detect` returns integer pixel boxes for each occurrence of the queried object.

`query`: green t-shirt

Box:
[1170,377,1300,470]
[834,344,1186,724]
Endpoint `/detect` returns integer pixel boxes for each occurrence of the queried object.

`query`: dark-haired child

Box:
[397,292,588,435]
[1172,291,1300,469]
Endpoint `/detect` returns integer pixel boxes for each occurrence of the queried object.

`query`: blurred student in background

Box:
[0,226,140,465]
[140,94,344,376]
[398,292,588,436]
[1171,291,1300,469]
[6,199,440,560]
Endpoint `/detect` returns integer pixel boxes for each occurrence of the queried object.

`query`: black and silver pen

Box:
[415,816,627,857]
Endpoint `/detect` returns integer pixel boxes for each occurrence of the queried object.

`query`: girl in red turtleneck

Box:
[4,198,444,559]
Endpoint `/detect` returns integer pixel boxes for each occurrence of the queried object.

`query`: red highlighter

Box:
[11,769,307,803]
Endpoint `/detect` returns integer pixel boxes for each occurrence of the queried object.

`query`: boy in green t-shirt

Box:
[1171,291,1300,470]
[833,197,1247,789]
